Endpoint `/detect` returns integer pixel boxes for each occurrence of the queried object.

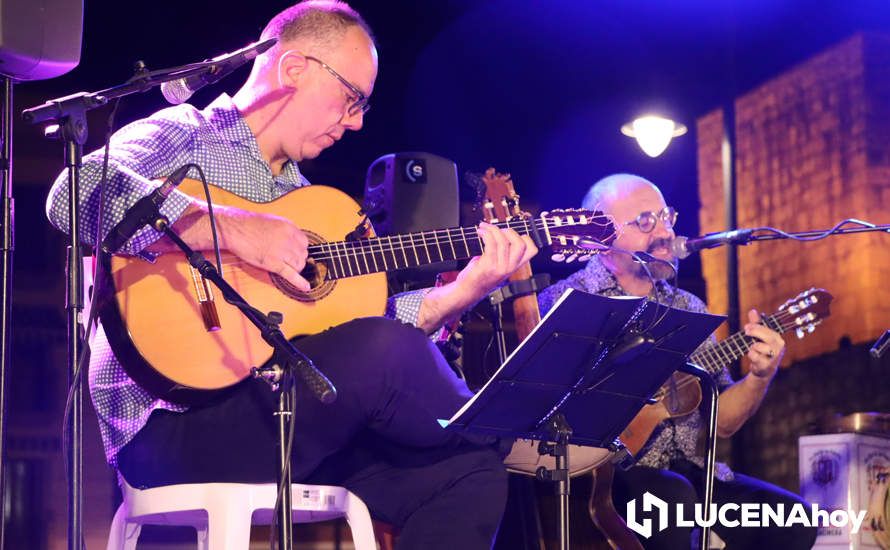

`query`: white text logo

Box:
[625,491,866,538]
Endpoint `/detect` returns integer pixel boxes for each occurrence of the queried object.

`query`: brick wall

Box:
[697,33,890,365]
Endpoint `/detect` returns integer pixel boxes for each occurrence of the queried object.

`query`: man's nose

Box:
[341,109,364,131]
[652,219,675,239]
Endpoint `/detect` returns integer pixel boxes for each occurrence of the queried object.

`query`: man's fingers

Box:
[479,222,508,267]
[278,263,311,292]
[503,228,528,267]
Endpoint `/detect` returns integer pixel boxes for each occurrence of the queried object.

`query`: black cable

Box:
[604,246,665,333]
[633,252,679,332]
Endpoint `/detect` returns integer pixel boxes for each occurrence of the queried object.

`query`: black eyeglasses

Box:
[624,206,678,233]
[304,55,370,117]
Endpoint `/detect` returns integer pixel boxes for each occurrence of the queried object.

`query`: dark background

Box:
[13,0,890,294]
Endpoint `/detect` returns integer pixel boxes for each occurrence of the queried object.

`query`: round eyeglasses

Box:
[624,206,678,233]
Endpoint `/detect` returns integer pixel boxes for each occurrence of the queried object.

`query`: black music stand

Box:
[442,289,725,550]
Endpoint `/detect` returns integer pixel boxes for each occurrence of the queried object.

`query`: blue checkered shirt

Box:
[46,94,428,467]
[538,255,736,481]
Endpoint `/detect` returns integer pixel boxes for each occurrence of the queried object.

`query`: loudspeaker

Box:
[0,0,82,80]
[364,152,460,279]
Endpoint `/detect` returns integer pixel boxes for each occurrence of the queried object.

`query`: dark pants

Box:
[118,317,508,550]
[612,460,817,549]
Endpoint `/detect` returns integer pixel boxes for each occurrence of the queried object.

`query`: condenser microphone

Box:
[100,164,192,254]
[161,38,277,104]
[670,229,755,259]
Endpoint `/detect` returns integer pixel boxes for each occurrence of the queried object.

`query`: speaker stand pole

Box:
[0,75,15,550]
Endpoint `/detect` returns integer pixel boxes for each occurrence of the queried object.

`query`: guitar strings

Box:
[666,309,812,396]
[210,215,616,276]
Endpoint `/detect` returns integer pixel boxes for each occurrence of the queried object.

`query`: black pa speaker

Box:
[364,152,460,281]
[0,0,82,80]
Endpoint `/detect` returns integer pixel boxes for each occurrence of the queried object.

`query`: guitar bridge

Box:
[189,265,221,332]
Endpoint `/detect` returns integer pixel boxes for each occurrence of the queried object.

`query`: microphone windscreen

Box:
[671,236,690,259]
[161,79,192,105]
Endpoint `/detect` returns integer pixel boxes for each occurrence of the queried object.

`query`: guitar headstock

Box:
[479,167,523,222]
[542,208,617,261]
[767,288,834,339]
[469,168,617,261]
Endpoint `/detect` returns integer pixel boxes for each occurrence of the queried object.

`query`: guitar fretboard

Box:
[689,313,784,374]
[307,217,548,280]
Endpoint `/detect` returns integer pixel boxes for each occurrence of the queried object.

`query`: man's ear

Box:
[277,50,308,89]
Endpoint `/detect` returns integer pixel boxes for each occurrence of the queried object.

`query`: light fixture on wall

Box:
[621,115,687,157]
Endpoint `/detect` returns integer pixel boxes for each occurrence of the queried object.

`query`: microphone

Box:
[161,38,277,104]
[671,229,755,259]
[871,330,890,359]
[101,164,192,254]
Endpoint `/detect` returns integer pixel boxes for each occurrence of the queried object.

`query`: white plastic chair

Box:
[106,476,377,550]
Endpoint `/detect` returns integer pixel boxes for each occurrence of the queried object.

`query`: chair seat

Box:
[107,477,377,550]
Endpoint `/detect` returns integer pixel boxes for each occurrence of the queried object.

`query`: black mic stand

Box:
[19,51,282,550]
[149,214,336,550]
[690,222,890,251]
[678,362,719,550]
[0,75,14,550]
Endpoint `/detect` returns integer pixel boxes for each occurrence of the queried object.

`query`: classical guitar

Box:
[503,287,833,478]
[618,287,833,456]
[98,178,616,403]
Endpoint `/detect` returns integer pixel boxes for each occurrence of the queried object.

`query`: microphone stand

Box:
[692,222,890,249]
[0,75,13,550]
[18,49,286,550]
[151,214,335,550]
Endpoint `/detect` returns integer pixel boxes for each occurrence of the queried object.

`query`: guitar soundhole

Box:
[269,230,336,303]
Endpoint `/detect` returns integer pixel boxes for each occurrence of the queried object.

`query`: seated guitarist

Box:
[45,2,537,548]
[538,174,817,549]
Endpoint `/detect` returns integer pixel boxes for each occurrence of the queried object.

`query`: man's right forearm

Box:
[143,201,246,255]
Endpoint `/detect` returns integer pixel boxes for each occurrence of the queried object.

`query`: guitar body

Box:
[99,180,387,402]
[619,372,703,456]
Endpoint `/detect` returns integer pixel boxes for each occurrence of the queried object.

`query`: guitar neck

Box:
[689,313,783,373]
[308,217,549,280]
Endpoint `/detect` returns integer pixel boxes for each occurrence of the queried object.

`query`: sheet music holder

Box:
[443,288,724,449]
[442,288,724,549]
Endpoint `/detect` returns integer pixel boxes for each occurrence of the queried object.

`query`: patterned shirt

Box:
[46,94,427,467]
[537,255,735,480]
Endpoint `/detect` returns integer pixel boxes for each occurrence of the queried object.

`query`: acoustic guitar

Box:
[617,287,833,457]
[504,287,833,477]
[97,178,616,404]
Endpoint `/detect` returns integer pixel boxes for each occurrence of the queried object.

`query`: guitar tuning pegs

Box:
[551,253,566,262]
[565,254,578,263]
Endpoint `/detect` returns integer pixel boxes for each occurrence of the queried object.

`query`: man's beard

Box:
[634,237,678,281]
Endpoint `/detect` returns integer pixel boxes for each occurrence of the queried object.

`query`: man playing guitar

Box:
[538,173,818,549]
[45,3,538,548]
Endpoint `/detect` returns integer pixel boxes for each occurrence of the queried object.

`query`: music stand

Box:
[442,289,725,549]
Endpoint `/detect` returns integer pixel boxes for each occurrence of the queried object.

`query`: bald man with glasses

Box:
[537,173,816,549]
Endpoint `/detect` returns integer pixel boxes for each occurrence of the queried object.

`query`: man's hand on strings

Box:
[744,308,785,380]
[456,221,538,296]
[221,209,311,292]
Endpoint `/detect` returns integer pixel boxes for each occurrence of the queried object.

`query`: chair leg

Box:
[106,504,141,550]
[205,502,252,550]
[196,521,210,550]
[344,491,378,550]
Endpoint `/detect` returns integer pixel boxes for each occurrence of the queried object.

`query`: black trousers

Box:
[118,317,508,550]
[612,459,818,549]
